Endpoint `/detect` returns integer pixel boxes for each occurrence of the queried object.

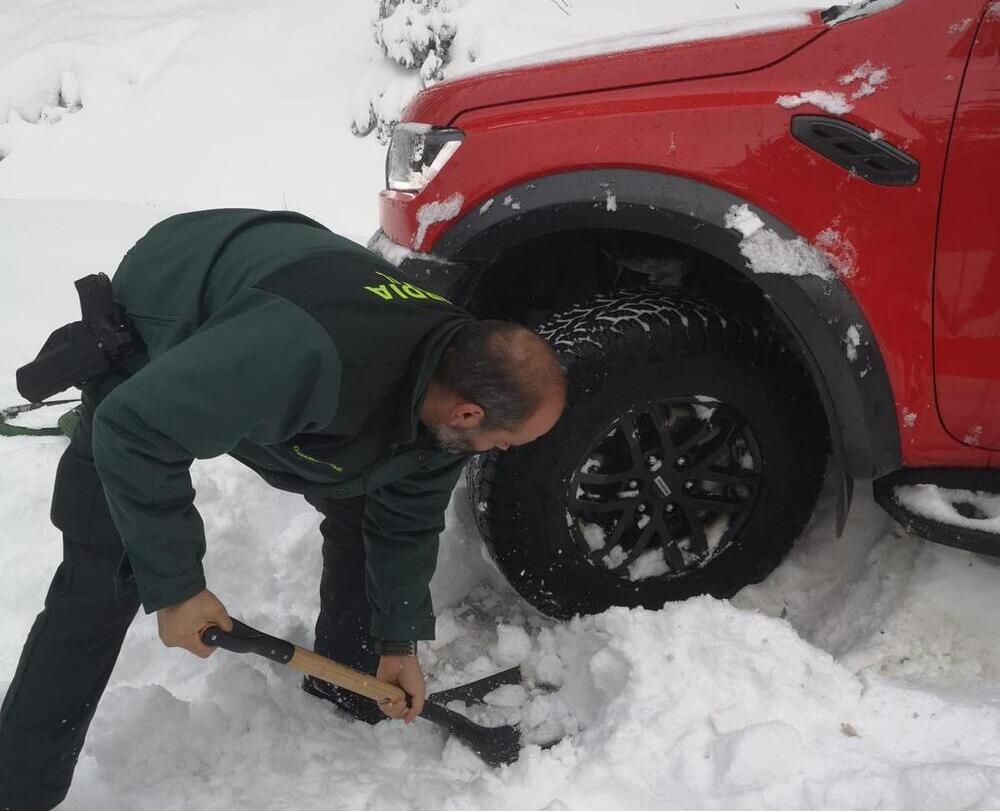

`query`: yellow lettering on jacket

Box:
[361,271,453,304]
[364,284,394,300]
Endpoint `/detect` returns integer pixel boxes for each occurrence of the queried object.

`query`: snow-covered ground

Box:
[3,1,1000,809]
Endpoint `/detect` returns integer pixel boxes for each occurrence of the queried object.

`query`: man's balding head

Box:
[421,320,566,454]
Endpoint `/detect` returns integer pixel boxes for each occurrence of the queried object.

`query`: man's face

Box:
[431,391,565,454]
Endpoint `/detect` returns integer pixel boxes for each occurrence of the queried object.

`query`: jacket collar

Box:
[391,317,475,449]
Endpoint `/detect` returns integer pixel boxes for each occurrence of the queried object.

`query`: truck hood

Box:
[404,11,828,126]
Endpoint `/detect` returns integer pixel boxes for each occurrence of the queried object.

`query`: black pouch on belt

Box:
[15,272,139,404]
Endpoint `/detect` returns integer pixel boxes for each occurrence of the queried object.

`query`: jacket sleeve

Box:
[361,454,467,641]
[91,288,341,613]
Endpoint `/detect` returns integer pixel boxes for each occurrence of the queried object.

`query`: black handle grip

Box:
[201,618,295,664]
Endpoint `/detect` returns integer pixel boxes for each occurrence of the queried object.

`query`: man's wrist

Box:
[375,640,418,657]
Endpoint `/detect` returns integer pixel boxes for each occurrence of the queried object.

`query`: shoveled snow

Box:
[725,204,834,280]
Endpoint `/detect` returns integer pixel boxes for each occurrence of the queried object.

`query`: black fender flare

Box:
[394,169,902,531]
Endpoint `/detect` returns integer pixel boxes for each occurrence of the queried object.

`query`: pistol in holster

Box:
[16,273,139,403]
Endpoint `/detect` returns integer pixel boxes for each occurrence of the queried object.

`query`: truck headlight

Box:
[386,124,464,192]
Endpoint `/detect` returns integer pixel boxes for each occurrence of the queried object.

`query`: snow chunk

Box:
[840,62,889,100]
[903,408,917,429]
[605,189,617,212]
[580,521,607,552]
[413,192,463,249]
[948,18,975,35]
[501,194,521,211]
[896,485,1000,533]
[777,63,888,115]
[777,91,853,115]
[964,425,984,446]
[368,230,438,267]
[845,324,862,363]
[495,624,532,666]
[628,548,669,581]
[478,198,494,215]
[483,684,528,709]
[725,204,834,281]
[723,202,765,238]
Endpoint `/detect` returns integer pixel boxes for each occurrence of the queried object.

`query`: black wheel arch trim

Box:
[392,169,902,531]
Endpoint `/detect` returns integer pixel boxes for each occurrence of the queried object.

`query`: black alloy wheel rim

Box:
[565,396,762,581]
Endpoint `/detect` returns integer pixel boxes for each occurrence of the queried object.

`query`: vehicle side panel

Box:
[380,0,990,469]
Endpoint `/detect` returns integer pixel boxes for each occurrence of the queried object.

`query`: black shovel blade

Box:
[419,666,529,767]
[419,700,522,768]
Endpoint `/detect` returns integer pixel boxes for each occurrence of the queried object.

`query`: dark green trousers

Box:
[0,382,140,811]
[0,385,377,810]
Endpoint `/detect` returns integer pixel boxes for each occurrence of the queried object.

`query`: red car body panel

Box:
[933,8,1000,451]
[379,0,998,473]
[407,21,827,126]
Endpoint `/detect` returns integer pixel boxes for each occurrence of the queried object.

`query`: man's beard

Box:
[429,422,480,454]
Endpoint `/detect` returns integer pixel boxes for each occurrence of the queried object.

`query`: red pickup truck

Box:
[371,0,1000,618]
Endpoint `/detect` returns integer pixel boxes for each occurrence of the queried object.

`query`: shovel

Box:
[201,618,524,767]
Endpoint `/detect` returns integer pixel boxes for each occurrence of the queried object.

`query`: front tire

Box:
[470,286,827,618]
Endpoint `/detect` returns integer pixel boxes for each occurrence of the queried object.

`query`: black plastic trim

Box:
[874,468,1000,556]
[388,169,903,530]
[791,115,920,186]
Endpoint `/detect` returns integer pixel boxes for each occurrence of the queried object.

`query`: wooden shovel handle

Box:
[201,619,406,705]
[287,647,405,704]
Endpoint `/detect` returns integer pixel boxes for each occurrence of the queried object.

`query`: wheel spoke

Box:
[699,468,759,488]
[689,419,741,473]
[658,521,688,571]
[680,503,709,555]
[603,508,638,551]
[576,470,640,487]
[647,403,676,457]
[612,518,658,570]
[619,414,646,472]
[683,493,746,513]
[570,494,636,514]
[674,421,720,459]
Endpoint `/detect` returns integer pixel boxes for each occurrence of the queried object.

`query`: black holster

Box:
[15,273,138,404]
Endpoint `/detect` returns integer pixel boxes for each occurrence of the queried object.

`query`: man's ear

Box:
[449,402,485,428]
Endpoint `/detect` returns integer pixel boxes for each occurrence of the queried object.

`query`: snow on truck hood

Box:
[403,10,827,126]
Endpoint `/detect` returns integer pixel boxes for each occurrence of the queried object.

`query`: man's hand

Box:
[156,588,232,658]
[376,654,425,723]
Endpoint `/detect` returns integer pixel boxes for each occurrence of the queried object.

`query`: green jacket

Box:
[90,209,475,641]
